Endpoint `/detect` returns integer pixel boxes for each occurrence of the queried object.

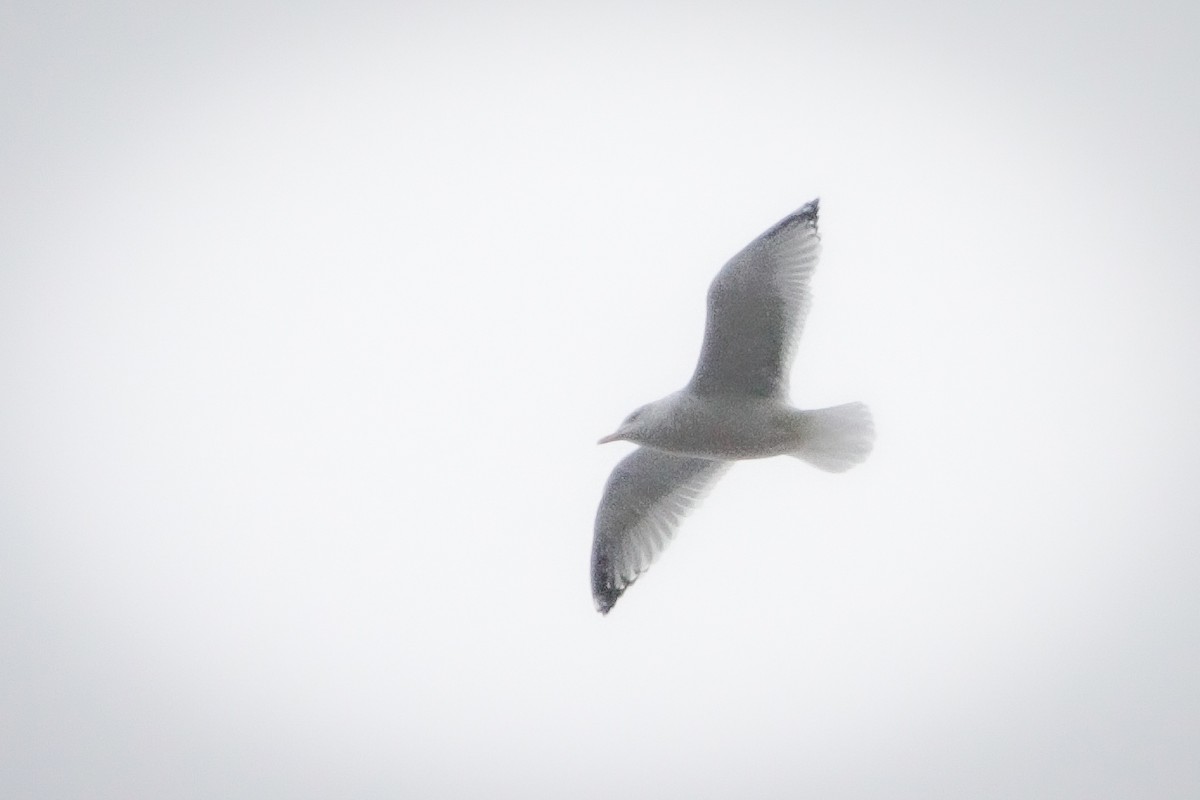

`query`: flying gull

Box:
[592,199,873,613]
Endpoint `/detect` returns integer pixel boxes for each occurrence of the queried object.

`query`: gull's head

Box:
[598,403,655,445]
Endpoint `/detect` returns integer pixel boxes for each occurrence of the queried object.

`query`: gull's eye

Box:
[624,409,643,425]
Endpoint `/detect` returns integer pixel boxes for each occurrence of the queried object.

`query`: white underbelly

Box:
[649,397,800,460]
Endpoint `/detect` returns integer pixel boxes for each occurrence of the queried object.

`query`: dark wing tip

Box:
[796,197,819,224]
[593,584,622,615]
[594,594,617,615]
[591,556,625,614]
[756,198,820,246]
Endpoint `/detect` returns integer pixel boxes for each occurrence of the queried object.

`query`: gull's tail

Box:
[789,402,874,473]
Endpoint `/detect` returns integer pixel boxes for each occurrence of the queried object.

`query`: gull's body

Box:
[602,390,816,461]
[592,199,873,614]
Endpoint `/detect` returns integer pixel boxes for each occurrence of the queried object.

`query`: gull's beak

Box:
[597,431,623,445]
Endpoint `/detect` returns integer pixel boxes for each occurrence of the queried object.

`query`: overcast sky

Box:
[3,1,1198,798]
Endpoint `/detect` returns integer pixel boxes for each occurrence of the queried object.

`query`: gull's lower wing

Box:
[688,199,822,398]
[592,447,730,614]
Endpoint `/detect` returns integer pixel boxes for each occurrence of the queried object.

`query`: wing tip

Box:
[797,197,819,224]
[592,583,624,615]
[756,197,820,247]
[591,554,626,614]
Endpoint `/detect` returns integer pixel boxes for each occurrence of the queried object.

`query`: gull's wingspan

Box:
[592,447,730,613]
[688,199,822,399]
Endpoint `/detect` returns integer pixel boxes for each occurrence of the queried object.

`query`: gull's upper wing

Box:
[592,447,730,614]
[688,199,822,398]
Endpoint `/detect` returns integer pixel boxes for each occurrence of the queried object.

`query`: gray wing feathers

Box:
[591,448,730,613]
[688,199,822,398]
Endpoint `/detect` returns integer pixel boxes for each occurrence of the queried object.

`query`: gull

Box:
[592,199,873,614]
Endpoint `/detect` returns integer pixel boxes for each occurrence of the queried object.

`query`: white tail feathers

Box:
[789,402,875,472]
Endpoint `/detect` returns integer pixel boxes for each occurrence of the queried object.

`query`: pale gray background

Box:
[2,1,1198,798]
